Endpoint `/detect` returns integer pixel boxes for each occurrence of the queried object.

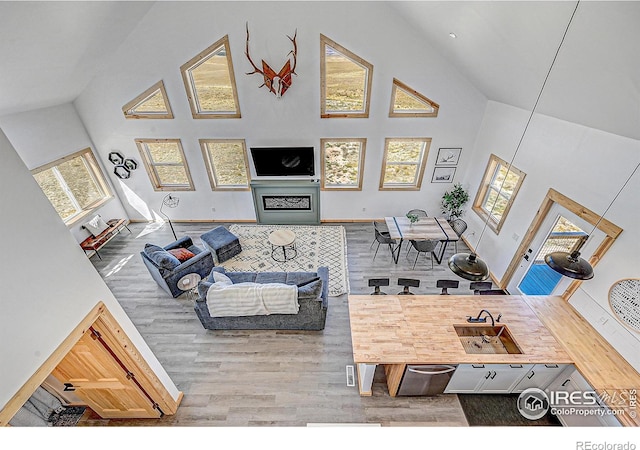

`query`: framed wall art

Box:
[435,148,461,166]
[432,166,456,183]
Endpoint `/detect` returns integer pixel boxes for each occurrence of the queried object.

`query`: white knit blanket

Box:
[206,282,299,317]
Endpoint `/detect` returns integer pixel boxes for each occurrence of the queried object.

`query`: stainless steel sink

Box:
[453,324,523,354]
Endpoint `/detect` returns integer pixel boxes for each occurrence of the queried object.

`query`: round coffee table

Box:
[178,273,201,300]
[268,229,297,262]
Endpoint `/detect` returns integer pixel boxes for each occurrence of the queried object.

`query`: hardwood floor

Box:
[80,221,473,427]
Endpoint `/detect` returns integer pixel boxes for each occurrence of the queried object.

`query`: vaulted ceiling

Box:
[0,1,638,140]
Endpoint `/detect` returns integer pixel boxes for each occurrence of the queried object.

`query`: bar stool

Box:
[470,281,493,294]
[436,280,459,295]
[369,278,389,295]
[398,278,420,295]
[479,289,509,295]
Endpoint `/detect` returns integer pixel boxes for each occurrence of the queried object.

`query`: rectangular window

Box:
[320,138,366,190]
[379,138,430,190]
[200,139,250,190]
[136,139,194,191]
[472,153,526,233]
[32,148,112,224]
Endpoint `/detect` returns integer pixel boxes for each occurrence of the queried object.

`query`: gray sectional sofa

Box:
[194,266,329,331]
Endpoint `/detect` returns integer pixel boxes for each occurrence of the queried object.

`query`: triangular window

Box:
[389,78,439,117]
[320,34,373,118]
[122,81,174,119]
[180,35,241,119]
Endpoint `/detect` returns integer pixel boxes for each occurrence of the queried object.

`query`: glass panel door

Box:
[517,216,588,295]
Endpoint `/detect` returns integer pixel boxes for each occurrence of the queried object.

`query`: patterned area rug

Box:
[224,224,349,296]
[49,406,86,427]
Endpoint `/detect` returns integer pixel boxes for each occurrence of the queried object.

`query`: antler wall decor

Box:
[245,23,297,98]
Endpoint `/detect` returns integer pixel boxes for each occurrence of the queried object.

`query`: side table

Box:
[178,273,202,301]
[268,229,297,262]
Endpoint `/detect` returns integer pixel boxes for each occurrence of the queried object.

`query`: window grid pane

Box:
[325,47,368,112]
[34,169,79,220]
[31,148,111,223]
[189,47,236,113]
[57,156,103,209]
[380,138,430,189]
[204,141,249,188]
[323,140,363,187]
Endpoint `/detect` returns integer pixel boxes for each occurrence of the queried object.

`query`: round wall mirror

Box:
[608,278,640,333]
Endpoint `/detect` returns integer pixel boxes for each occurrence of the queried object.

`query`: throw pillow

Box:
[168,247,196,262]
[297,278,323,300]
[83,215,109,237]
[212,271,233,286]
[144,243,181,270]
[207,267,227,283]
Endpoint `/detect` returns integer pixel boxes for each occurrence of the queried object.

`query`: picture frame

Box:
[435,148,462,166]
[432,166,456,183]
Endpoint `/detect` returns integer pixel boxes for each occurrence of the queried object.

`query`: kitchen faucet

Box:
[467,309,496,327]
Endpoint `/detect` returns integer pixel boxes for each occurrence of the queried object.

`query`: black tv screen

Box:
[250,147,315,177]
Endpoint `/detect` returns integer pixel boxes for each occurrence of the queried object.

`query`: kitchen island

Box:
[348,294,640,426]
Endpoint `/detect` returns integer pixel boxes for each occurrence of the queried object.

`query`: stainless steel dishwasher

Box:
[396,364,458,396]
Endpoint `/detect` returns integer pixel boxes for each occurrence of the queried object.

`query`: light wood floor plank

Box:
[80,221,470,427]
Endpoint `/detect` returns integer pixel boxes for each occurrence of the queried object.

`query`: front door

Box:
[51,326,161,419]
[508,205,592,295]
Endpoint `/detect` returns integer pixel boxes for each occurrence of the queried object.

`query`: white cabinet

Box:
[445,364,533,394]
[512,364,569,393]
[546,367,622,427]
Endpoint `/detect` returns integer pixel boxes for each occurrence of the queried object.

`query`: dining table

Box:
[384,216,459,264]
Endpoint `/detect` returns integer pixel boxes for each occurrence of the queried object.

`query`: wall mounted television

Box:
[250,146,315,177]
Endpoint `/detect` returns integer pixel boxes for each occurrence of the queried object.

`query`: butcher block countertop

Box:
[525,296,640,427]
[348,295,572,365]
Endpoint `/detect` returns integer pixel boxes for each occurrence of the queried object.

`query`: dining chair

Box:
[406,209,428,217]
[470,281,493,294]
[408,239,439,269]
[448,218,468,253]
[398,278,420,295]
[372,226,397,261]
[370,221,390,249]
[436,279,459,295]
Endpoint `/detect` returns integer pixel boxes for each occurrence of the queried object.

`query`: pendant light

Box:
[449,2,580,281]
[545,160,640,280]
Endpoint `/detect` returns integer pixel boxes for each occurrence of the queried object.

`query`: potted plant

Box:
[441,183,470,221]
[406,213,419,226]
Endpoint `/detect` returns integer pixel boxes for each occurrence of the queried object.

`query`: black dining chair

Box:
[406,209,428,217]
[370,221,390,249]
[470,281,493,294]
[398,278,420,295]
[372,224,397,261]
[436,279,459,295]
[448,218,468,253]
[408,239,439,269]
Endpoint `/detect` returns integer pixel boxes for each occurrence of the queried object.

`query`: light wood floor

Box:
[80,221,475,427]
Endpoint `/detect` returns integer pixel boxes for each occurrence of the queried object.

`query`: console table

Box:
[250,180,320,225]
[80,218,131,259]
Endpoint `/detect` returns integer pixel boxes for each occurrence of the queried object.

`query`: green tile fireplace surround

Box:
[250,180,321,225]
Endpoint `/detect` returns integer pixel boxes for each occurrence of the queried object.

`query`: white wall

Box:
[0,127,180,412]
[0,103,128,243]
[464,101,640,370]
[74,1,486,222]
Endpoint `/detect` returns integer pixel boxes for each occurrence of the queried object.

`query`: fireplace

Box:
[250,180,320,224]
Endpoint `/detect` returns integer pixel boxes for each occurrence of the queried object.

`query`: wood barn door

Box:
[51,324,161,419]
